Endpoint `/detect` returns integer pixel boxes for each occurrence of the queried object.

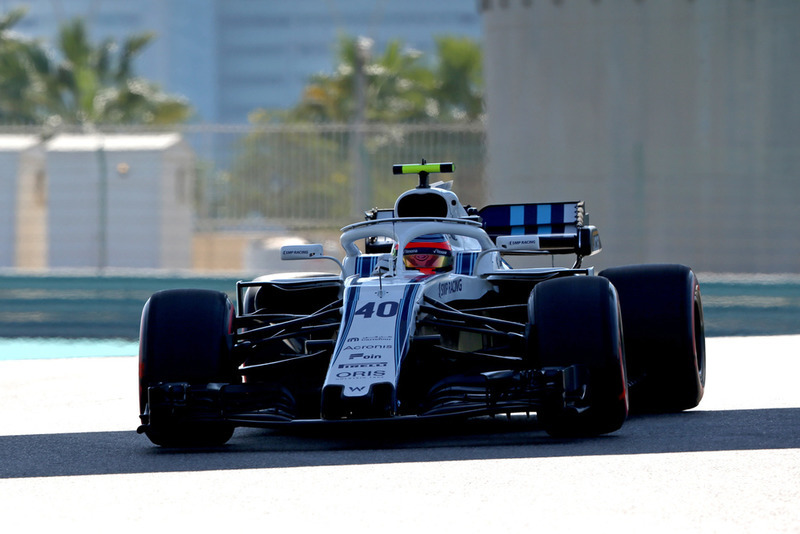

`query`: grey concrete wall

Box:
[481,0,800,273]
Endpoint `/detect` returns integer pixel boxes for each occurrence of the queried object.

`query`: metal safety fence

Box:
[0,122,487,227]
[188,122,487,230]
[0,123,485,271]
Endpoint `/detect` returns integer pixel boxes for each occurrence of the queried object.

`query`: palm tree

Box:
[41,18,192,126]
[232,35,486,221]
[288,35,436,123]
[285,34,483,124]
[0,10,191,126]
[0,7,43,123]
[431,36,484,121]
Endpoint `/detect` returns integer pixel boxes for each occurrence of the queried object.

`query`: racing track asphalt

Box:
[0,336,799,531]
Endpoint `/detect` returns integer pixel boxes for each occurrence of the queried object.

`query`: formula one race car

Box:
[137,161,706,446]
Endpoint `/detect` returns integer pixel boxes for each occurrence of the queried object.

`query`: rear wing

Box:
[478,201,601,258]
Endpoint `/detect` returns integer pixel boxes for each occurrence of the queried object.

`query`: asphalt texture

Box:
[0,336,798,531]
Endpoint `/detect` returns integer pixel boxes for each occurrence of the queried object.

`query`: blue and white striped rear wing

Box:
[478,201,601,257]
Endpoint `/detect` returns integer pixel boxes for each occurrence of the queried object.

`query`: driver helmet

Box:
[402,234,453,274]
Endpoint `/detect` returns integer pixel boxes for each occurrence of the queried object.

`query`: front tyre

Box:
[529,276,628,437]
[139,289,236,447]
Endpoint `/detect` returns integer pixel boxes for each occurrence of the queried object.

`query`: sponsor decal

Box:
[346,336,392,343]
[336,370,387,379]
[507,237,539,247]
[348,352,385,359]
[343,344,393,351]
[338,362,388,369]
[438,278,463,298]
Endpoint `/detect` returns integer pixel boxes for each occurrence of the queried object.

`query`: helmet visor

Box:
[403,251,452,270]
[403,236,452,271]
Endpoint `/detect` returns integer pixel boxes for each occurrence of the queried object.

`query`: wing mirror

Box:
[280,244,343,271]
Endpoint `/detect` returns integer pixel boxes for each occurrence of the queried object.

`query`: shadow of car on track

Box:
[2,407,799,480]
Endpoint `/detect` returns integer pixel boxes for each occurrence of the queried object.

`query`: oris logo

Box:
[336,370,386,379]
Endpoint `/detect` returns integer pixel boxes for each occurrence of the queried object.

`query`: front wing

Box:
[138,363,590,432]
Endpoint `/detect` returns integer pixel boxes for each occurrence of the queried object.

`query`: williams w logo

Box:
[348,386,367,393]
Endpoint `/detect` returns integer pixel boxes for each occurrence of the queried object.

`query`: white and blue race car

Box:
[137,161,705,446]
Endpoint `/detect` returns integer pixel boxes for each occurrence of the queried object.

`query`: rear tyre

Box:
[600,264,705,412]
[529,276,628,437]
[139,289,236,447]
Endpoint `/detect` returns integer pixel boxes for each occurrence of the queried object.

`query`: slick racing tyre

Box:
[529,276,628,437]
[600,264,705,413]
[139,289,236,447]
